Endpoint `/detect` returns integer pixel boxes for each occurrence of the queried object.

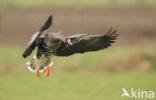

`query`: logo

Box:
[121,88,154,99]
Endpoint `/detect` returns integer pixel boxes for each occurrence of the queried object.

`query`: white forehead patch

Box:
[67,38,71,43]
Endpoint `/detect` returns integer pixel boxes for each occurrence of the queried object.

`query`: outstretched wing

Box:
[56,28,118,56]
[23,15,52,58]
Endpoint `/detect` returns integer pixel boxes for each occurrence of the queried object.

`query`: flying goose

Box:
[23,15,118,77]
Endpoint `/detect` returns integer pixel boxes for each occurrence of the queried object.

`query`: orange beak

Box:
[67,39,73,46]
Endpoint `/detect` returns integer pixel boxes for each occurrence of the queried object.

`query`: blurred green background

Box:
[0,0,156,100]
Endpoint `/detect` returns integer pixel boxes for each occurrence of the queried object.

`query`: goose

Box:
[22,15,118,77]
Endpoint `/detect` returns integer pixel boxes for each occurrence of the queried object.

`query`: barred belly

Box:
[42,39,62,57]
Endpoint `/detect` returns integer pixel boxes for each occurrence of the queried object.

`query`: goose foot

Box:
[44,59,50,77]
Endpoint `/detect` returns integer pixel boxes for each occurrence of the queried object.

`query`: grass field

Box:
[0,72,156,100]
[0,45,155,73]
[0,0,156,7]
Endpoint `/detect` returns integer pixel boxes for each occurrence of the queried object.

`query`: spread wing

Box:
[56,28,118,56]
[22,15,52,58]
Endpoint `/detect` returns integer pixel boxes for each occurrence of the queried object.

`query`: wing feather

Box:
[23,16,52,58]
[56,28,118,56]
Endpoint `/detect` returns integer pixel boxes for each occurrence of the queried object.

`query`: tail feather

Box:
[26,56,53,73]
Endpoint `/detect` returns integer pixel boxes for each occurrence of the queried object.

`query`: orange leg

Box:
[36,59,41,78]
[44,59,50,77]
